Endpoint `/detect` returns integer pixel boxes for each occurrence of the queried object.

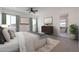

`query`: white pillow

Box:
[2,28,10,42]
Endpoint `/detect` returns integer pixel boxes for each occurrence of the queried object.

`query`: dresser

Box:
[42,26,53,35]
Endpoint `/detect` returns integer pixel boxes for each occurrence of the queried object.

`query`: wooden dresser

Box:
[42,26,53,35]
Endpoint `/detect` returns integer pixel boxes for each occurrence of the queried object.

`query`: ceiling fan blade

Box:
[26,7,38,14]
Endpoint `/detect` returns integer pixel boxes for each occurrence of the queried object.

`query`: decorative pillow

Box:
[0,26,7,44]
[2,28,11,42]
[8,30,16,39]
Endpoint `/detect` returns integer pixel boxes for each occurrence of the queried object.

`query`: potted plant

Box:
[69,24,78,40]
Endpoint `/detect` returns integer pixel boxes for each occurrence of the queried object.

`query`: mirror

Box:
[44,17,53,26]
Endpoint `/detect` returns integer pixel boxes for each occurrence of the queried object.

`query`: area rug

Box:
[36,38,60,52]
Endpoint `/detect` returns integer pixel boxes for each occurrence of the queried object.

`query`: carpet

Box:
[36,38,60,52]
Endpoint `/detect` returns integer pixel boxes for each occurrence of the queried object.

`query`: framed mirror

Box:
[44,17,53,26]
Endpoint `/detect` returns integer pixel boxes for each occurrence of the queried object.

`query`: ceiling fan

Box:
[26,8,38,14]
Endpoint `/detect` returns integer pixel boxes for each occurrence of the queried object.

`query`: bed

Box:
[0,32,60,52]
[0,33,19,52]
[0,32,39,52]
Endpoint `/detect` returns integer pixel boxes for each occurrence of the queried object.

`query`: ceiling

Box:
[2,7,79,17]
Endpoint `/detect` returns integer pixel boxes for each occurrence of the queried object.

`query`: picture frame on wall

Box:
[44,17,53,26]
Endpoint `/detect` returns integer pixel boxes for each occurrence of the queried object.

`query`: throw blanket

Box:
[16,32,39,52]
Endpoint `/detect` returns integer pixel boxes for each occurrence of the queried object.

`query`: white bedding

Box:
[0,32,38,52]
[0,34,19,52]
[16,32,39,52]
[0,32,53,52]
[17,32,48,52]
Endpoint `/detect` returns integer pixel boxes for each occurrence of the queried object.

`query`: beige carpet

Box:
[37,38,60,52]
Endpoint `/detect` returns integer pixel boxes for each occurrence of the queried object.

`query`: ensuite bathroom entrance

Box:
[59,14,68,37]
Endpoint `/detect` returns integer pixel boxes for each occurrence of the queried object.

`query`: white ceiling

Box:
[3,7,28,13]
[3,7,37,13]
[34,7,79,16]
[2,7,79,17]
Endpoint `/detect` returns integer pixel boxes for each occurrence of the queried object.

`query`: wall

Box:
[0,7,78,35]
[37,7,79,36]
[19,17,30,32]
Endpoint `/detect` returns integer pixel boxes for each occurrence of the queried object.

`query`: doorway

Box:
[59,14,68,37]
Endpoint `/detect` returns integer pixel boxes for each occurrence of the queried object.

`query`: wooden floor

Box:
[48,35,79,52]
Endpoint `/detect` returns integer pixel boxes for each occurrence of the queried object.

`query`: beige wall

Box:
[37,7,79,36]
[19,17,30,32]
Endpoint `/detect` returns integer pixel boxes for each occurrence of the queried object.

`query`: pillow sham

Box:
[2,28,11,42]
[0,26,7,44]
[8,30,16,39]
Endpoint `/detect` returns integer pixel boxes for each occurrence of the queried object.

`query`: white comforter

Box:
[0,32,40,52]
[0,32,60,52]
[16,32,40,52]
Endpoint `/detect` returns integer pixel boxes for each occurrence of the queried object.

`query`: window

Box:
[6,14,16,31]
[0,14,16,31]
[11,16,16,25]
[6,15,10,26]
[59,19,66,27]
[60,22,66,27]
[32,19,36,32]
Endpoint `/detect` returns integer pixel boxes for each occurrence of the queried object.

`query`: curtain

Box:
[2,13,6,24]
[16,15,20,32]
[29,18,33,32]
